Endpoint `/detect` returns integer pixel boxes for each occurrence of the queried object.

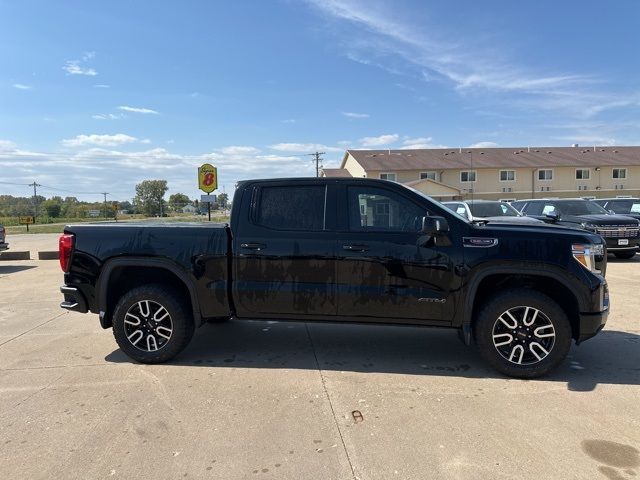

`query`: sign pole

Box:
[208,202,211,221]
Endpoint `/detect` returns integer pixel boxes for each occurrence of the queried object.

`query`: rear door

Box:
[335,183,458,323]
[232,181,338,318]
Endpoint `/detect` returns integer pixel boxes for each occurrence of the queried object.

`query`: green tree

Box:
[133,180,168,216]
[217,193,229,208]
[42,198,62,218]
[168,193,191,213]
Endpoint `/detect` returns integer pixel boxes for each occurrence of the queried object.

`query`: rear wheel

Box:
[613,251,636,259]
[112,284,194,363]
[474,289,571,378]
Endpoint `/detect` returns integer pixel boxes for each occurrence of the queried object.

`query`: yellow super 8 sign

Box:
[198,163,218,193]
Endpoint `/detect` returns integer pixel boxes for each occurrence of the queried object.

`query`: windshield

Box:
[468,202,520,217]
[608,200,640,214]
[558,201,609,215]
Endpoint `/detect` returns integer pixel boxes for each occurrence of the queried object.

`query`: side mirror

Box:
[421,216,449,235]
[545,212,560,222]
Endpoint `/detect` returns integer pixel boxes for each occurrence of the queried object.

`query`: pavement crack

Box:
[304,322,357,480]
[0,311,68,348]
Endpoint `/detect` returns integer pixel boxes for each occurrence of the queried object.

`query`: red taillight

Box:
[59,234,74,272]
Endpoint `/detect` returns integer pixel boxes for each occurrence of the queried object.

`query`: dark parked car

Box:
[442,200,544,224]
[511,198,640,259]
[59,178,609,378]
[592,197,640,222]
[0,225,8,253]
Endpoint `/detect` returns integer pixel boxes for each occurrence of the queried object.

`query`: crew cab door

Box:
[336,183,458,323]
[232,182,338,318]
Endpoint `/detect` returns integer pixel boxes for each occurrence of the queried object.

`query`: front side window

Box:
[420,172,437,180]
[460,171,477,182]
[576,169,590,180]
[500,170,515,181]
[379,173,397,182]
[256,185,325,231]
[538,169,553,180]
[613,168,627,179]
[348,186,427,232]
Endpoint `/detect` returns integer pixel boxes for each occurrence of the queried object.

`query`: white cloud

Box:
[269,142,343,153]
[281,119,297,124]
[360,134,399,147]
[117,105,159,114]
[0,139,333,201]
[63,52,98,76]
[220,146,261,155]
[401,136,447,149]
[61,134,138,147]
[92,113,124,120]
[468,141,499,148]
[342,111,370,119]
[308,0,627,118]
[12,83,32,90]
[94,84,110,88]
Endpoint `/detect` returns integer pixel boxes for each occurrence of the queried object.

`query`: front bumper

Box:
[0,242,8,251]
[60,285,88,313]
[604,237,640,251]
[577,279,609,344]
[577,310,609,343]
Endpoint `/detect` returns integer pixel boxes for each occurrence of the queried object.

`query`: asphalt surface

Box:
[1,233,639,480]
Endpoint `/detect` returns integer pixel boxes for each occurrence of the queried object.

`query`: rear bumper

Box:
[60,285,88,313]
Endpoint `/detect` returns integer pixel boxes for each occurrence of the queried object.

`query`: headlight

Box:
[572,244,602,273]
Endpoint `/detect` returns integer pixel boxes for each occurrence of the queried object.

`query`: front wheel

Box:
[613,251,636,259]
[112,284,194,363]
[474,289,572,378]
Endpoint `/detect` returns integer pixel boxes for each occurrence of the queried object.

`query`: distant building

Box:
[322,145,640,201]
[181,204,197,214]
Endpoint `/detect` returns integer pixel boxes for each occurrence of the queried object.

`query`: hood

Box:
[569,214,640,226]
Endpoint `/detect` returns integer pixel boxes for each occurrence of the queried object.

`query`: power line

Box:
[28,181,41,222]
[307,151,325,177]
[101,192,109,219]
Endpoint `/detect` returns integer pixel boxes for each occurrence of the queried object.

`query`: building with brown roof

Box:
[321,146,640,201]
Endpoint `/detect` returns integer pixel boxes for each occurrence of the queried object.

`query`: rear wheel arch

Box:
[97,258,201,329]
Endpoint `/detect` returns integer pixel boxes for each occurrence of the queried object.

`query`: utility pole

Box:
[28,181,41,223]
[101,192,109,219]
[307,151,325,177]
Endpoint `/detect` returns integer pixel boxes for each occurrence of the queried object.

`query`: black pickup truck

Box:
[511,198,640,259]
[59,178,610,378]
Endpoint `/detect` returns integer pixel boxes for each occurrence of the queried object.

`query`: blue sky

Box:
[2,0,640,201]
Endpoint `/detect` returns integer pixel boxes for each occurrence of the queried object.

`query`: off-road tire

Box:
[112,284,194,363]
[474,289,572,378]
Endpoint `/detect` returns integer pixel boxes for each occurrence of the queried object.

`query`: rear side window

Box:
[256,185,325,231]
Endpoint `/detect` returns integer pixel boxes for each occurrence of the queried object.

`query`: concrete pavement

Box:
[0,234,638,479]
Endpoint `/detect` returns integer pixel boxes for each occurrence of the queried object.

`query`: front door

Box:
[336,184,457,323]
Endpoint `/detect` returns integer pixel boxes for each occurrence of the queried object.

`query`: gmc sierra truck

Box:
[59,178,610,378]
